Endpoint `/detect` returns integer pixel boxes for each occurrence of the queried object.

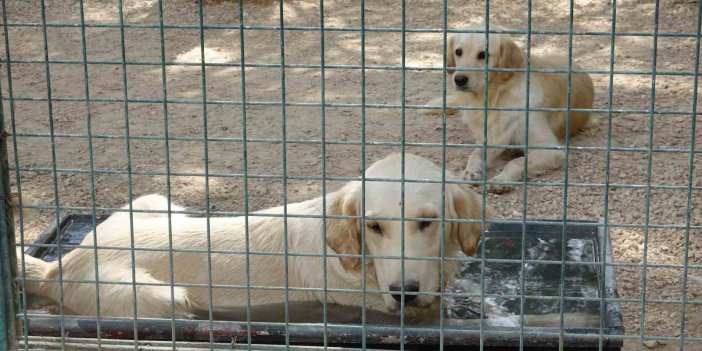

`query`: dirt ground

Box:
[2,0,702,349]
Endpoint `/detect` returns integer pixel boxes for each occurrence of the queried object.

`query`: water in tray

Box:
[446,234,601,325]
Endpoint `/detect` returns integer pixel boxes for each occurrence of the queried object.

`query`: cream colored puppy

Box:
[427,28,595,193]
[18,153,485,320]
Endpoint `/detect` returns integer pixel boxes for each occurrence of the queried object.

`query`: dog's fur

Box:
[427,27,595,193]
[17,153,486,320]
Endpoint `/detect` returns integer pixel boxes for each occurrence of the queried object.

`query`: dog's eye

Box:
[418,221,433,231]
[455,48,463,57]
[477,51,486,60]
[367,222,382,234]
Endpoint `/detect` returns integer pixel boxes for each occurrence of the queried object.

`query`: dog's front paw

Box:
[486,175,516,194]
[461,167,483,184]
[421,97,459,116]
[487,183,513,194]
[422,108,442,116]
[422,107,459,116]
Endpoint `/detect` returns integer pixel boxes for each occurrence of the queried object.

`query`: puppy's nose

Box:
[389,280,420,305]
[454,74,469,87]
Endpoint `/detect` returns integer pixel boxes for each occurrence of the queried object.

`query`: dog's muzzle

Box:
[453,74,471,91]
[389,280,420,306]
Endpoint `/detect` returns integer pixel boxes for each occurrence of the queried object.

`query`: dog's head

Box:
[326,153,488,313]
[446,27,524,93]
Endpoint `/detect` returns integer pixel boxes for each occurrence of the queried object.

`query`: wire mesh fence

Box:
[1,0,701,350]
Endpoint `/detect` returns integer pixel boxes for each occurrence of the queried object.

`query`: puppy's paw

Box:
[461,167,483,184]
[442,108,459,116]
[487,183,513,194]
[421,97,459,116]
[487,173,519,194]
[422,108,442,116]
[422,107,459,116]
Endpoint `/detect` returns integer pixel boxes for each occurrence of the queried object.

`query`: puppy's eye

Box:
[418,221,433,231]
[455,48,463,57]
[477,51,486,60]
[367,223,382,234]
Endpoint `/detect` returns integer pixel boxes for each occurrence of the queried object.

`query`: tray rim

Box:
[20,214,625,349]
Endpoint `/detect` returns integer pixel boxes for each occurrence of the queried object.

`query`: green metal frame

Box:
[1,0,701,350]
[0,95,18,351]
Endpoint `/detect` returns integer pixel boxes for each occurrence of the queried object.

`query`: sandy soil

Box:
[2,0,702,349]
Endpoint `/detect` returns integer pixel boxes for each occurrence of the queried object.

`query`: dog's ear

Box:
[449,184,488,256]
[445,34,455,75]
[497,36,525,82]
[326,182,362,271]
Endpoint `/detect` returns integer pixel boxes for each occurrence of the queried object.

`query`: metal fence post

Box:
[2,0,702,349]
[0,86,18,350]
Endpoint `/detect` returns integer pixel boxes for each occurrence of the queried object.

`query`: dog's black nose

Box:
[454,74,469,87]
[389,281,420,305]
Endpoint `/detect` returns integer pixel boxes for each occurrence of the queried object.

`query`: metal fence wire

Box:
[1,0,701,350]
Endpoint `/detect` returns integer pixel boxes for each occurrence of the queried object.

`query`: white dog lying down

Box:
[18,153,598,327]
[427,27,595,193]
[19,153,485,321]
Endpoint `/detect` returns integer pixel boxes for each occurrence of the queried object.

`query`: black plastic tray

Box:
[22,215,623,350]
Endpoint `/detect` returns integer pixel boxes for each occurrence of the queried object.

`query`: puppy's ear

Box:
[449,184,488,256]
[326,182,362,271]
[497,36,525,82]
[446,34,455,75]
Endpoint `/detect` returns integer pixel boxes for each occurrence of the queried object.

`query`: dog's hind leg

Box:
[56,262,193,319]
[461,119,517,182]
[488,116,564,193]
[96,267,193,318]
[124,194,187,219]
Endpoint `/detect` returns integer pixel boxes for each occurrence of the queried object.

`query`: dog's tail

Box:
[10,192,34,219]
